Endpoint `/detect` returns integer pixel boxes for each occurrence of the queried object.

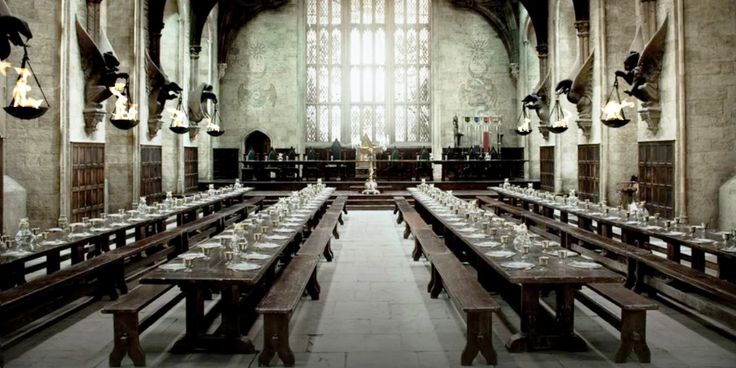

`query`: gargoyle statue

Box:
[556,51,594,135]
[615,18,668,105]
[0,0,32,60]
[188,83,218,139]
[76,18,126,134]
[523,71,550,124]
[145,51,182,139]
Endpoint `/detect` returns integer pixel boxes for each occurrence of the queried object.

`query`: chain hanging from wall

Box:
[548,96,568,134]
[514,105,532,136]
[205,100,224,137]
[168,94,190,134]
[108,76,139,130]
[3,45,50,120]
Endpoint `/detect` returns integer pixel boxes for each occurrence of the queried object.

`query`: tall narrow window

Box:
[306,0,431,145]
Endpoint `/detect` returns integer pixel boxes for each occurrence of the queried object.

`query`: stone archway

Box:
[244,130,272,159]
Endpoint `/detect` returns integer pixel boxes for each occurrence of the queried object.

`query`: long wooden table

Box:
[140,188,334,354]
[409,188,624,352]
[492,187,736,281]
[0,188,253,290]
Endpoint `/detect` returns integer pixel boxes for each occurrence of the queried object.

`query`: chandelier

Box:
[168,94,189,134]
[205,99,224,137]
[548,96,568,134]
[3,45,49,120]
[514,105,532,136]
[109,77,139,130]
[601,75,634,128]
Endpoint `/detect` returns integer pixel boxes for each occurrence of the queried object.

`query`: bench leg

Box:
[323,240,334,262]
[615,310,651,363]
[338,213,344,225]
[429,265,443,299]
[461,312,497,366]
[259,314,295,367]
[403,224,411,239]
[396,211,403,224]
[412,238,423,261]
[110,312,145,367]
[332,225,340,240]
[306,268,321,300]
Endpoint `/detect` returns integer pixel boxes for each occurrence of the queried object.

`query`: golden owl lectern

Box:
[357,134,383,195]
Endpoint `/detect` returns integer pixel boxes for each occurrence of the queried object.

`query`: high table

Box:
[409,188,624,352]
[0,187,253,290]
[140,188,334,353]
[492,187,736,281]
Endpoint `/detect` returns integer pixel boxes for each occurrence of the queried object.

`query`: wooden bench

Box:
[394,197,436,261]
[101,285,185,367]
[256,255,321,367]
[576,283,658,363]
[298,196,346,262]
[401,203,499,366]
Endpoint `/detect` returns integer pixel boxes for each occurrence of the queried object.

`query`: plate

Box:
[458,227,476,232]
[91,227,113,233]
[466,233,485,239]
[476,241,500,248]
[722,247,736,253]
[228,262,261,271]
[256,242,280,249]
[568,261,602,269]
[486,250,515,258]
[160,263,187,271]
[275,228,293,233]
[691,238,715,244]
[501,261,534,269]
[199,242,223,249]
[645,226,663,231]
[266,235,288,240]
[2,250,32,257]
[665,231,685,237]
[544,250,578,258]
[241,252,270,260]
[178,253,206,260]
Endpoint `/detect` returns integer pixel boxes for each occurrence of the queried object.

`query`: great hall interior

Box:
[0,0,735,367]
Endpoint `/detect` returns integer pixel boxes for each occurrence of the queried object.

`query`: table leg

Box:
[172,286,205,353]
[691,249,706,272]
[554,286,587,351]
[507,284,539,352]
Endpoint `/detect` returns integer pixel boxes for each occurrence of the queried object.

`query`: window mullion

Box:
[341,0,350,145]
[386,1,395,145]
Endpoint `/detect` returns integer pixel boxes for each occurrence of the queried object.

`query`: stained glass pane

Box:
[332,29,341,64]
[363,67,373,102]
[362,106,373,139]
[419,66,429,102]
[375,0,385,24]
[306,67,317,103]
[375,106,385,140]
[351,28,361,65]
[395,105,405,142]
[331,0,341,24]
[318,29,329,64]
[307,0,317,25]
[362,30,373,64]
[375,66,385,102]
[407,66,418,102]
[394,67,405,101]
[351,106,361,143]
[375,28,385,64]
[306,105,317,141]
[407,105,417,141]
[362,0,372,24]
[319,106,329,141]
[407,0,417,24]
[406,29,417,64]
[419,0,429,23]
[318,0,328,25]
[307,29,317,64]
[351,67,360,102]
[419,28,429,64]
[394,29,405,64]
[332,106,341,141]
[331,67,341,102]
[319,66,329,102]
[395,0,405,25]
[351,0,360,24]
[419,105,430,141]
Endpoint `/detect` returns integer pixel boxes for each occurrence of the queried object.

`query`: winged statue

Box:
[556,50,595,122]
[522,71,551,124]
[75,18,124,108]
[145,51,182,138]
[189,83,217,123]
[615,18,668,105]
[0,0,32,60]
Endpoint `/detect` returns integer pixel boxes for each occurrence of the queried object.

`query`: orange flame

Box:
[109,82,138,120]
[602,99,635,120]
[12,67,43,109]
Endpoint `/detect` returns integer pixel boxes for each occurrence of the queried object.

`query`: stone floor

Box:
[5,211,736,367]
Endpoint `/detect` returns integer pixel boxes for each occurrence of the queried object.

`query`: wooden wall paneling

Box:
[540,146,555,193]
[184,147,199,193]
[213,148,239,179]
[577,144,600,202]
[638,141,674,218]
[71,143,105,222]
[140,145,163,202]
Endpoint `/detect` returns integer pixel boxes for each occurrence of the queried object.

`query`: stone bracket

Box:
[147,115,163,140]
[577,118,592,137]
[538,125,551,141]
[639,106,661,135]
[83,106,105,135]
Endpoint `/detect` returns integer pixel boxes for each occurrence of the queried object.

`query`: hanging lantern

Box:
[601,76,635,128]
[3,45,49,120]
[548,97,568,134]
[109,77,139,130]
[168,95,189,134]
[205,100,224,137]
[515,106,532,136]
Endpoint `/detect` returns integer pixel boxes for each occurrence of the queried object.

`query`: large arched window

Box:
[306,0,431,145]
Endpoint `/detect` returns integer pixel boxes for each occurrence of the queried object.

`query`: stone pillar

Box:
[537,44,549,77]
[575,20,590,60]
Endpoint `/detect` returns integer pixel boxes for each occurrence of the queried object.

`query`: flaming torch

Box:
[601,76,634,128]
[109,78,139,130]
[3,46,49,119]
[168,95,189,134]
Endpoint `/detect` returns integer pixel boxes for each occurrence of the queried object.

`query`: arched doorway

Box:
[244,130,271,160]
